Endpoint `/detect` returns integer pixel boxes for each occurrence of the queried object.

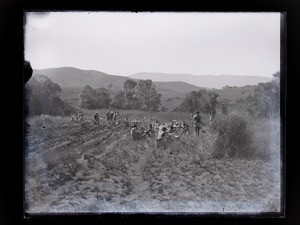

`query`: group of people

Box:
[156,112,205,141]
[93,110,206,145]
[130,123,154,140]
[129,115,201,142]
[71,112,84,122]
[93,110,121,125]
[105,110,119,122]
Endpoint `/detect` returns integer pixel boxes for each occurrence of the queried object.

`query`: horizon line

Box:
[32,66,276,78]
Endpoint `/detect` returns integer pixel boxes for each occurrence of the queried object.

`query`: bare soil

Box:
[24,115,281,213]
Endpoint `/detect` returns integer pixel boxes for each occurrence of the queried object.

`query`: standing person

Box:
[112,111,117,121]
[94,112,100,125]
[193,112,205,137]
[105,110,111,121]
[110,111,115,122]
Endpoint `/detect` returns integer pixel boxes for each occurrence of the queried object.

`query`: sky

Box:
[25,12,281,77]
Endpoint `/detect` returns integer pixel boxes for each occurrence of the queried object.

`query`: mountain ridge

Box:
[33,66,272,91]
[33,67,202,93]
[129,72,272,89]
[131,71,271,78]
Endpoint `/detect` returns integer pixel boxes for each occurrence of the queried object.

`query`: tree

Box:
[178,89,219,115]
[110,91,125,109]
[135,80,161,111]
[235,71,280,118]
[122,79,161,111]
[80,85,111,109]
[123,79,141,109]
[25,75,75,116]
[124,79,137,97]
[179,90,206,113]
[204,91,219,117]
[106,83,114,97]
[254,72,280,117]
[96,87,111,109]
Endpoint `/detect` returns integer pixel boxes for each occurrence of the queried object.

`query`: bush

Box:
[211,114,253,159]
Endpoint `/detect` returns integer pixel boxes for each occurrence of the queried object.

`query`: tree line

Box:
[26,71,280,119]
[81,79,161,112]
[174,71,280,119]
[235,71,280,118]
[175,89,219,117]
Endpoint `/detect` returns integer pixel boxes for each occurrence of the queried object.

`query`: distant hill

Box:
[33,67,202,94]
[129,72,272,89]
[154,81,201,97]
[32,67,263,110]
[214,85,257,102]
[33,67,127,90]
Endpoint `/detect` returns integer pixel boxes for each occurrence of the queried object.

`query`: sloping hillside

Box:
[214,85,257,102]
[154,81,201,93]
[33,67,203,95]
[130,72,272,89]
[34,67,128,90]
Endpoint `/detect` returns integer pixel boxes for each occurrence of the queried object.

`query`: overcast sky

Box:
[25,12,280,77]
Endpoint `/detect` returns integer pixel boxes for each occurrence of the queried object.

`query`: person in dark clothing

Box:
[192,112,205,137]
[94,112,100,125]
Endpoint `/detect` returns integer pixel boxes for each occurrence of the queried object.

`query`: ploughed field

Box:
[24,111,281,213]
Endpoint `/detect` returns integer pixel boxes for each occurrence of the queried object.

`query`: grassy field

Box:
[24,110,281,213]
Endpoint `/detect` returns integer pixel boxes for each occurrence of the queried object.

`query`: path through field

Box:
[24,116,281,213]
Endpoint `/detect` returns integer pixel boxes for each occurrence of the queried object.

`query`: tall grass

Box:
[210,114,253,159]
[209,113,280,161]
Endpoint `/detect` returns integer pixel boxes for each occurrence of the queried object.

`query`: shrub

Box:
[211,114,253,159]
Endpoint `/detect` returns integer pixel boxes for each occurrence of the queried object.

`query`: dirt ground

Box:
[24,114,281,213]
